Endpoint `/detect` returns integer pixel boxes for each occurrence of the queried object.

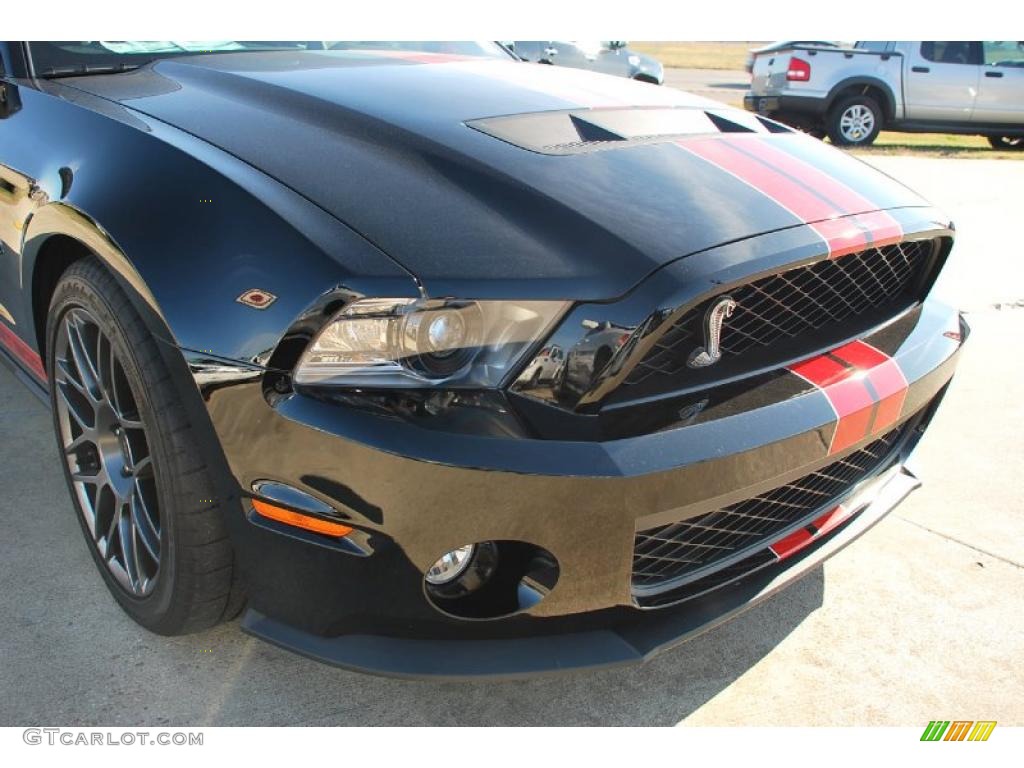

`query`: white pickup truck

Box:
[745,41,1024,149]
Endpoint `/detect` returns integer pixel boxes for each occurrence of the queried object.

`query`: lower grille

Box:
[632,425,906,593]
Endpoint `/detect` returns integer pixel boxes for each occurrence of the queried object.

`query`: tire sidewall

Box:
[46,266,181,631]
[988,136,1024,151]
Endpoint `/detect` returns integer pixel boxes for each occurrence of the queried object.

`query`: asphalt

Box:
[0,156,1021,727]
[663,67,748,106]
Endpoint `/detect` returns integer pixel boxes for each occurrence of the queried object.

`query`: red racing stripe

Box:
[679,137,841,223]
[788,340,909,455]
[832,340,909,433]
[677,136,904,258]
[727,137,905,255]
[811,503,853,538]
[738,137,880,215]
[788,353,873,454]
[769,526,815,560]
[769,503,853,561]
[810,217,869,259]
[0,322,46,381]
[848,210,904,251]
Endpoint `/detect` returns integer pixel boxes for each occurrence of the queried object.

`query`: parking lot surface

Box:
[662,67,747,105]
[0,156,1021,726]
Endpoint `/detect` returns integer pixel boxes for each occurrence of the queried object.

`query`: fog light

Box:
[425,544,476,585]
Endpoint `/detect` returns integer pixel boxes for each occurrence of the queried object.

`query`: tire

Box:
[47,258,244,635]
[826,95,882,147]
[988,136,1024,151]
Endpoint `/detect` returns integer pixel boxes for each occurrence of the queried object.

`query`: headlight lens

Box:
[293,298,569,388]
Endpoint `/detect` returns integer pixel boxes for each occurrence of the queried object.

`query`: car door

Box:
[546,42,593,72]
[0,63,32,335]
[588,42,630,77]
[508,41,543,63]
[903,41,982,121]
[973,41,1024,124]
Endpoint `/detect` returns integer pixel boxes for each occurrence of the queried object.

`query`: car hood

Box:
[62,50,928,300]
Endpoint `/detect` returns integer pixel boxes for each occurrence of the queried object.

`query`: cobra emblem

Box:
[687,297,737,369]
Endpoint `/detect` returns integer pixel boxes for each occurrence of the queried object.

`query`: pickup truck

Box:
[745,41,1024,149]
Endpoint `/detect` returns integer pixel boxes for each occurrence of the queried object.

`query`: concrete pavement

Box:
[1,157,1021,726]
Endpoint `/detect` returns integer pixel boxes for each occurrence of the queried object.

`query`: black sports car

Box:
[0,41,966,679]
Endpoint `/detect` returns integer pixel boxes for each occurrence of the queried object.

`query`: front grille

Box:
[632,425,906,593]
[621,239,935,396]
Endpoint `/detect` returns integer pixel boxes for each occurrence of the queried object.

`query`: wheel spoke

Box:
[98,493,121,557]
[131,455,152,478]
[73,479,100,539]
[63,431,95,455]
[96,333,117,409]
[118,503,142,590]
[55,356,90,398]
[56,380,96,433]
[70,470,101,484]
[64,314,102,402]
[119,416,145,431]
[131,484,160,561]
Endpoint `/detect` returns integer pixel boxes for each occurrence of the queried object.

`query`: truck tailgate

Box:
[750,50,793,95]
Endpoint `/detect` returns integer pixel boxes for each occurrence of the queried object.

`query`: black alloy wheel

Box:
[54,306,161,595]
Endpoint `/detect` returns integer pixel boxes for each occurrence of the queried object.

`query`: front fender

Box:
[11,82,420,366]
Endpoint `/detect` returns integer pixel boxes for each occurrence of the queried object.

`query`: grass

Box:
[631,41,764,71]
[849,132,1022,160]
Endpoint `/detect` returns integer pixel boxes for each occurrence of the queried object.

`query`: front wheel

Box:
[988,136,1024,150]
[47,258,244,635]
[826,96,882,147]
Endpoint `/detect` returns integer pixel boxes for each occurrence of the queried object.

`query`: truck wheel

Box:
[827,96,882,147]
[988,136,1024,150]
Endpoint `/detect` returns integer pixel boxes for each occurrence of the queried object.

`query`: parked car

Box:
[745,40,839,74]
[519,344,564,386]
[0,40,966,678]
[556,319,632,399]
[746,41,1024,148]
[506,41,664,84]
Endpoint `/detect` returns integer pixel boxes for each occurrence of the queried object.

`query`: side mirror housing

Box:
[0,82,21,120]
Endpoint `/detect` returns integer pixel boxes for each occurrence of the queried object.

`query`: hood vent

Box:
[468,106,790,155]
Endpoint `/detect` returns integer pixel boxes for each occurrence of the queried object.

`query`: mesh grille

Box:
[632,426,905,592]
[622,240,933,391]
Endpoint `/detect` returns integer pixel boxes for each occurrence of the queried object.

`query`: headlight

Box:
[628,55,641,67]
[293,298,569,388]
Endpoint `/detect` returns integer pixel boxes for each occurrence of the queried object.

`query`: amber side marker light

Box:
[251,498,353,537]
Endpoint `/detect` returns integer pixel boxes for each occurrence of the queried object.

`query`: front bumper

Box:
[242,462,921,679]
[192,213,966,679]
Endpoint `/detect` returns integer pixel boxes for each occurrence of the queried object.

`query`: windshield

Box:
[28,41,511,76]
